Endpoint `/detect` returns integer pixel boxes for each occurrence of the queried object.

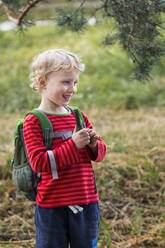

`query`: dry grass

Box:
[0,107,165,247]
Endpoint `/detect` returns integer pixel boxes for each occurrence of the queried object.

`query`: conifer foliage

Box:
[1,0,165,80]
[101,0,165,80]
[56,6,87,32]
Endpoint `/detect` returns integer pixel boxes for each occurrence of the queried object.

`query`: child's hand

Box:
[87,129,99,149]
[72,128,91,149]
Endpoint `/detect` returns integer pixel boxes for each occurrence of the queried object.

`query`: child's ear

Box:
[38,76,46,89]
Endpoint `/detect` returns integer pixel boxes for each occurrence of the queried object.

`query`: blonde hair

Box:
[30,49,85,91]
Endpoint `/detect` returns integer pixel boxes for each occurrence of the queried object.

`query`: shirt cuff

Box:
[86,140,106,162]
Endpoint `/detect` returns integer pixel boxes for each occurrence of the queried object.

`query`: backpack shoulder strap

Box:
[25,109,58,180]
[14,119,24,142]
[26,109,54,149]
[67,105,86,130]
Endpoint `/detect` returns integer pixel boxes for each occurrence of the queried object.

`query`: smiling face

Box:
[39,69,80,110]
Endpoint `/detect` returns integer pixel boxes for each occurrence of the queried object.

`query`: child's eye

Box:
[63,81,78,85]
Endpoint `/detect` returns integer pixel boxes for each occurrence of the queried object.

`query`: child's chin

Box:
[64,100,71,105]
[62,102,69,106]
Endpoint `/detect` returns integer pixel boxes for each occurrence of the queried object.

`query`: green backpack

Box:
[11,106,86,201]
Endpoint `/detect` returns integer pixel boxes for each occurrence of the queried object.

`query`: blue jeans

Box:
[35,202,100,248]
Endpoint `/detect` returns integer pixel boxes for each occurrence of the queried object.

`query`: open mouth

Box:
[63,95,72,101]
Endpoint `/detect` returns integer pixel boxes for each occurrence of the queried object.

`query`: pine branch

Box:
[55,0,87,31]
[101,0,165,80]
[0,0,18,24]
[1,0,165,80]
[18,0,41,25]
[0,0,41,25]
[65,0,87,25]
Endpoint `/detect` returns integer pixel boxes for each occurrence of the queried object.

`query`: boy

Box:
[23,49,106,248]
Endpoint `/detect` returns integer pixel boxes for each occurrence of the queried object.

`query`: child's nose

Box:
[68,84,77,93]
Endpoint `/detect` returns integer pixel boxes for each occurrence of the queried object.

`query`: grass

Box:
[1,4,165,248]
[1,107,165,247]
[1,20,165,113]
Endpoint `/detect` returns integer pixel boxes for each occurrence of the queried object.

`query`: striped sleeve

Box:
[82,112,107,162]
[23,114,80,174]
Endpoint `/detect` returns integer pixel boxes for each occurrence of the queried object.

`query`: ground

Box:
[0,107,165,248]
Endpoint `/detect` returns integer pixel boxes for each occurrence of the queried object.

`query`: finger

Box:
[89,131,97,137]
[74,128,85,134]
[81,136,91,145]
[89,132,98,140]
[90,135,99,143]
[79,128,90,135]
[88,129,97,137]
[91,135,99,142]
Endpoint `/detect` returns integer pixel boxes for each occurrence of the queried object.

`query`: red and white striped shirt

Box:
[23,110,106,208]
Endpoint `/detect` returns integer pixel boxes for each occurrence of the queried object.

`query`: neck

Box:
[38,98,68,114]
